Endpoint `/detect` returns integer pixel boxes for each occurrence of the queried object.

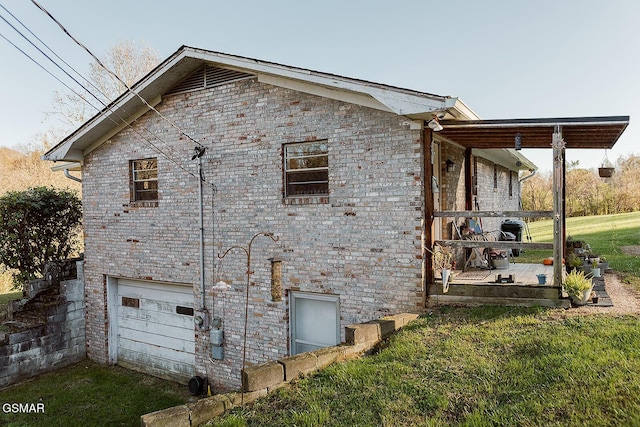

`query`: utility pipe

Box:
[193,146,206,311]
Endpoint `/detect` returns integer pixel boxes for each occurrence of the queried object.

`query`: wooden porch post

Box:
[464,148,473,211]
[552,126,565,288]
[424,128,435,294]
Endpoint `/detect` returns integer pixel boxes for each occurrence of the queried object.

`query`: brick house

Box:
[44,46,536,390]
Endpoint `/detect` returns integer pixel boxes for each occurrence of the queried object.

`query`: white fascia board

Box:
[50,161,82,172]
[447,98,481,121]
[43,138,76,162]
[258,74,394,112]
[189,48,450,116]
[43,96,161,162]
[259,73,448,116]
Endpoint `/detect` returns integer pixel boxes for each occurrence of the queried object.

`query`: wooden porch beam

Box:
[433,210,552,218]
[424,128,435,296]
[434,240,553,250]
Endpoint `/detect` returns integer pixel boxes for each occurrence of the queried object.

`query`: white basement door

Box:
[114,279,195,382]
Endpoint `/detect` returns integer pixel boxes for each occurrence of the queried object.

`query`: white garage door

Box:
[112,279,195,383]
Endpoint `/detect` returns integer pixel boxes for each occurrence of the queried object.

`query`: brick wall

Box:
[474,157,521,231]
[438,142,523,267]
[81,77,425,389]
[439,142,521,234]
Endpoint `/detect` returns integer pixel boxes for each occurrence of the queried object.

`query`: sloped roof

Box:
[43,46,477,163]
[438,116,629,149]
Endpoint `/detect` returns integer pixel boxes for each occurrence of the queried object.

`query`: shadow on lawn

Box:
[0,359,193,427]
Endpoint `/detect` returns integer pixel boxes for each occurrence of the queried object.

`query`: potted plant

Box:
[564,270,594,306]
[599,256,609,271]
[598,153,615,178]
[591,259,601,278]
[566,253,582,273]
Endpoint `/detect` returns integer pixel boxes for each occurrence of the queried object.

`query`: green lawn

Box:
[206,213,640,426]
[2,213,639,426]
[0,360,191,426]
[518,211,640,289]
[209,308,640,427]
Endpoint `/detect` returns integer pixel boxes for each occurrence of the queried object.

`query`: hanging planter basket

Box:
[598,167,615,178]
[598,150,615,178]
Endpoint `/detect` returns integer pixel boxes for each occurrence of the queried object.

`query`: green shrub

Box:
[0,187,82,288]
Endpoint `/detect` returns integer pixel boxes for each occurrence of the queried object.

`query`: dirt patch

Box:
[621,246,640,257]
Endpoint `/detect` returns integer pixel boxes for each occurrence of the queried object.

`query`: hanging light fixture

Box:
[446,159,455,172]
[514,133,522,150]
[428,117,443,132]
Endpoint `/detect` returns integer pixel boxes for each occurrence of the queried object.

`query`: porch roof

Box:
[437,116,629,149]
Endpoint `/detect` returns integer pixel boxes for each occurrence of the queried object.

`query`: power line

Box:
[0,1,188,162]
[0,13,183,179]
[0,5,109,114]
[0,3,214,187]
[30,0,203,149]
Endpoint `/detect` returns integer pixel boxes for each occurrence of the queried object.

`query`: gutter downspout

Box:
[518,169,537,212]
[519,169,537,184]
[64,169,82,183]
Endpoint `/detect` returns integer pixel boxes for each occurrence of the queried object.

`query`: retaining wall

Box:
[140,312,419,427]
[0,262,85,388]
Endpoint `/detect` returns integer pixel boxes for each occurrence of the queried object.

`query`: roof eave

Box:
[44,46,459,163]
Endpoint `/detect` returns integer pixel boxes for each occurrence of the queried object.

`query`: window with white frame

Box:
[284,141,329,197]
[130,158,158,202]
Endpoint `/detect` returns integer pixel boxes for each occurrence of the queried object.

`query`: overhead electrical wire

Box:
[30,0,203,149]
[0,1,184,161]
[1,2,219,323]
[0,2,214,187]
[0,14,188,182]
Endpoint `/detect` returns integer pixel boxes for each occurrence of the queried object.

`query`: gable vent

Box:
[166,65,254,95]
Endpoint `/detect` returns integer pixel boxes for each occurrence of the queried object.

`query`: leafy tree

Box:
[0,187,82,287]
[521,172,552,218]
[48,40,159,128]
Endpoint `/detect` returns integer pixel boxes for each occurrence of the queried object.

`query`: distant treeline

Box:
[522,154,640,218]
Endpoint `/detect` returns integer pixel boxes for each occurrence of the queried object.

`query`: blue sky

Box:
[1,0,638,172]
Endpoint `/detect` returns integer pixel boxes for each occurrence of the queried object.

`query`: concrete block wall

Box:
[0,262,86,388]
[140,313,420,427]
[81,77,426,389]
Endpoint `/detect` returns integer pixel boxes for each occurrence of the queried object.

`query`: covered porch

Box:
[424,115,629,307]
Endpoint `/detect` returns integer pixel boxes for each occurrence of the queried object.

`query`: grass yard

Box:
[517,211,640,290]
[1,213,639,426]
[0,360,192,426]
[209,307,640,427]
